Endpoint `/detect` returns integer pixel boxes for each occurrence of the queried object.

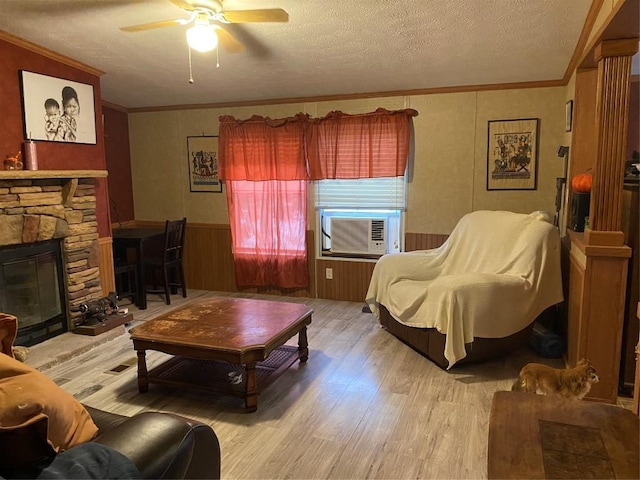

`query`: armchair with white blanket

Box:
[365,210,563,369]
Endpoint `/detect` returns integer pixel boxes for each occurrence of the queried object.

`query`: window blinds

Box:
[315,177,406,210]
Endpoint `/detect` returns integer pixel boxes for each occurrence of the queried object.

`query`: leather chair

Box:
[0,406,221,479]
[0,313,219,479]
[86,405,221,479]
[144,218,187,305]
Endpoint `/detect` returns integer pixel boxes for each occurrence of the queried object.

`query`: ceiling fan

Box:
[120,0,289,54]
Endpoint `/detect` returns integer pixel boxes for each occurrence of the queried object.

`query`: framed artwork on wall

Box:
[486,118,539,191]
[19,70,97,144]
[565,100,574,132]
[187,135,222,192]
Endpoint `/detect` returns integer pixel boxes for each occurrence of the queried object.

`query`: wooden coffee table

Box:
[129,296,313,412]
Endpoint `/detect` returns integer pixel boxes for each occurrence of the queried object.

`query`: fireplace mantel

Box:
[0,170,107,179]
[0,170,107,205]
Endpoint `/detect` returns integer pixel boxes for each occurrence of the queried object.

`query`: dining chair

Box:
[143,218,187,305]
[114,259,138,306]
[112,242,138,306]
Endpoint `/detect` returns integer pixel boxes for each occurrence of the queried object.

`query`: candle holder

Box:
[23,140,38,170]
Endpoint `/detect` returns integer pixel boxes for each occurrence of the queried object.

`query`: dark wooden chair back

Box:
[143,218,188,305]
[163,218,186,265]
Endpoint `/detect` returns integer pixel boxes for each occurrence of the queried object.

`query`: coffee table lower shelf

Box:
[146,345,301,410]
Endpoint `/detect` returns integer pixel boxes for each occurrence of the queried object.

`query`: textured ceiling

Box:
[0,0,596,109]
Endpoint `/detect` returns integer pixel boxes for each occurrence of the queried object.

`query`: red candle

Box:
[23,140,38,170]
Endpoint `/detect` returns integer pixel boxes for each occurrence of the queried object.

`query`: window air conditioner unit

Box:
[330,217,387,255]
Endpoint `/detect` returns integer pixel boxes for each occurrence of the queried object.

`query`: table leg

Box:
[136,242,147,310]
[298,325,309,362]
[137,350,149,393]
[245,362,258,412]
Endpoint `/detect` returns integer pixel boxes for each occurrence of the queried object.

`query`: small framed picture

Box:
[565,100,573,132]
[19,70,97,144]
[187,135,222,192]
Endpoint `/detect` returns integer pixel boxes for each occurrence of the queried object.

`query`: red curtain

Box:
[305,108,418,179]
[226,180,308,288]
[219,114,309,181]
[219,115,309,288]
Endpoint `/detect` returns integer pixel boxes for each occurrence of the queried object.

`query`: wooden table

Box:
[129,296,313,412]
[488,391,639,479]
[112,227,164,309]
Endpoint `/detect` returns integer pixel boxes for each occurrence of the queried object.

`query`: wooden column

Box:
[568,39,638,404]
[567,232,630,403]
[589,39,637,235]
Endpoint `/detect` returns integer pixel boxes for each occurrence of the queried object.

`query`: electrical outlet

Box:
[325,268,333,280]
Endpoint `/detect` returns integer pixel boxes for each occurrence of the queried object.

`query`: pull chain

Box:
[188,46,194,84]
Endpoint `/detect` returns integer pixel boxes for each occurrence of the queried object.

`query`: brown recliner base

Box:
[378,304,533,369]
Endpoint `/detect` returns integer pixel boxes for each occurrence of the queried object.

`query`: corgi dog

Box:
[511,359,599,399]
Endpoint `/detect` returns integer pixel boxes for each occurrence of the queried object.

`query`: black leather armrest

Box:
[92,411,221,479]
[84,405,129,432]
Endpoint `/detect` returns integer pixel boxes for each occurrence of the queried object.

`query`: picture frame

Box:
[187,135,222,192]
[19,70,96,144]
[486,118,539,191]
[565,100,574,132]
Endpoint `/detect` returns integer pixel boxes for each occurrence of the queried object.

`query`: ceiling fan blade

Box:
[215,27,246,54]
[120,19,184,32]
[169,0,197,11]
[222,9,289,23]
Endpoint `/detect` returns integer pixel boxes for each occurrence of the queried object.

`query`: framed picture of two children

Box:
[19,70,97,145]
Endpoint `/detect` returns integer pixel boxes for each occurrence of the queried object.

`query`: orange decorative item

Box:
[3,151,23,170]
[571,171,592,193]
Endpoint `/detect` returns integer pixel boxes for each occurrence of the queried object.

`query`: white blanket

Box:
[365,210,564,368]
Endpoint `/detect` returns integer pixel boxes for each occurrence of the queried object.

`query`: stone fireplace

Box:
[0,170,107,343]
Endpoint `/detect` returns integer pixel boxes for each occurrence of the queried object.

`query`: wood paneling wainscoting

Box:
[181,222,238,293]
[405,232,449,252]
[98,236,115,296]
[316,259,377,302]
[316,232,450,302]
[132,222,315,298]
[113,223,449,303]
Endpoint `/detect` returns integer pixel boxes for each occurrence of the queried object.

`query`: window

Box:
[316,176,406,257]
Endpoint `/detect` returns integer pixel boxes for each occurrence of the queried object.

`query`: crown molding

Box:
[0,30,104,76]
[126,79,566,113]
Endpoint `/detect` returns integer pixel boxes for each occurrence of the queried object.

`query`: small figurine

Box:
[4,151,23,170]
[77,292,120,325]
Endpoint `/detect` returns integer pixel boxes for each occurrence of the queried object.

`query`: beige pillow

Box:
[0,352,98,467]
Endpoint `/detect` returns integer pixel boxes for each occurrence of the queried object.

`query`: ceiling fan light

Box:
[186,23,218,52]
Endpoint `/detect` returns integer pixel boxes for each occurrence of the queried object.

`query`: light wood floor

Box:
[31,290,566,479]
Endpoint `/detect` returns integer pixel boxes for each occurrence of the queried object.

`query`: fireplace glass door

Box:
[0,240,67,346]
